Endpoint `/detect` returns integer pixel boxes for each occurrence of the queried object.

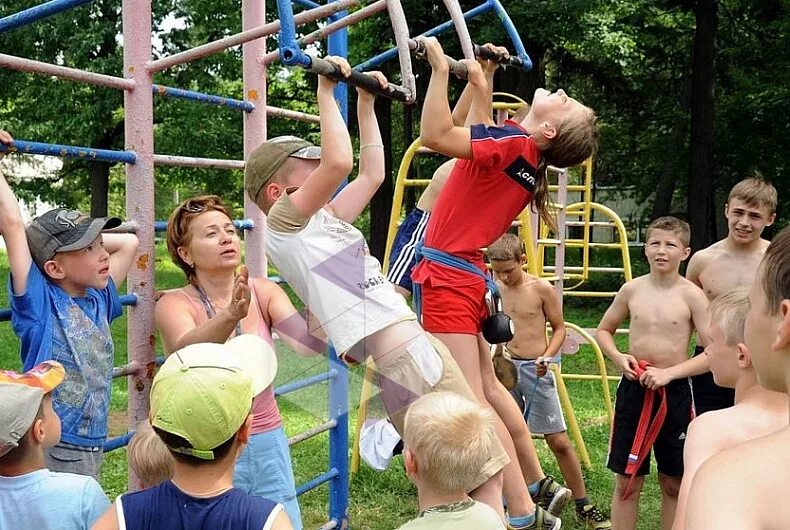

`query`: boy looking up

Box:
[685,176,777,414]
[596,217,709,530]
[673,286,787,529]
[685,226,790,530]
[0,130,139,478]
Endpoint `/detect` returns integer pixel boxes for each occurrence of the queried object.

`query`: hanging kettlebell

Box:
[482,290,515,345]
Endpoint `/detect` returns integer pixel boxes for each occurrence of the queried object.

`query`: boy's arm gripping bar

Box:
[306,56,411,102]
[409,40,528,79]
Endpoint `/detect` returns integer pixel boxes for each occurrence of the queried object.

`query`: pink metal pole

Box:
[266,105,320,123]
[122,0,155,490]
[148,0,359,73]
[0,53,135,90]
[261,0,387,66]
[242,0,267,278]
[153,154,245,170]
[554,168,568,306]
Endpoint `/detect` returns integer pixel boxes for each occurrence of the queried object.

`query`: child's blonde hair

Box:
[403,392,495,494]
[708,286,750,346]
[728,175,777,214]
[646,216,691,247]
[128,422,174,488]
[761,226,790,315]
[486,232,525,263]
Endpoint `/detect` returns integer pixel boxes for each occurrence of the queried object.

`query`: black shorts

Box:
[607,377,693,477]
[386,208,430,293]
[690,345,735,414]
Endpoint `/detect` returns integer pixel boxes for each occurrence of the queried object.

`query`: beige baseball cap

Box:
[244,136,321,202]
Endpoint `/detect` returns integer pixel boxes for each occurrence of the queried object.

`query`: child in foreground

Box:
[0,361,109,530]
[91,334,292,530]
[672,286,787,528]
[398,391,505,530]
[685,228,790,529]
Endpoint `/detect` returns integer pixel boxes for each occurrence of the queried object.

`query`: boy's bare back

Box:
[686,238,769,300]
[606,275,706,369]
[499,274,555,359]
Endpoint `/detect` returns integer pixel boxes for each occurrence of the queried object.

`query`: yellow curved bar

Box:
[561,322,614,427]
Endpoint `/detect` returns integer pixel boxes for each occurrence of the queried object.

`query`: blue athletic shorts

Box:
[387,207,430,294]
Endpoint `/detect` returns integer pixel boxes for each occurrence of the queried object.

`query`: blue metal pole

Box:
[152,85,255,112]
[103,432,134,452]
[327,346,349,526]
[488,0,532,71]
[153,219,254,232]
[275,0,312,67]
[274,369,337,397]
[1,293,136,322]
[354,2,494,72]
[292,0,320,9]
[0,0,94,34]
[327,12,349,122]
[0,140,136,164]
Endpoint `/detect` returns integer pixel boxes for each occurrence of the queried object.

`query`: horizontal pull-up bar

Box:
[0,0,93,34]
[152,154,244,170]
[0,53,135,91]
[409,39,528,78]
[0,140,136,164]
[301,56,411,102]
[147,0,360,73]
[153,85,254,112]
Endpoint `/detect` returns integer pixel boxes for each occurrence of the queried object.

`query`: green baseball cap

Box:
[150,334,278,460]
[244,135,321,202]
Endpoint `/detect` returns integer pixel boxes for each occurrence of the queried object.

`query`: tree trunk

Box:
[369,96,393,262]
[688,0,718,252]
[652,72,693,219]
[90,162,110,217]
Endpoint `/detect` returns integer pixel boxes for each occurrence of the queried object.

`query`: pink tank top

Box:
[173,281,282,434]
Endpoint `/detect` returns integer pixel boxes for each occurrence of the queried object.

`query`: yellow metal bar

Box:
[561,322,614,426]
[551,363,591,469]
[563,374,620,382]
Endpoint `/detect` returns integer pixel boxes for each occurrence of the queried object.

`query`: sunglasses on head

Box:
[183,201,206,214]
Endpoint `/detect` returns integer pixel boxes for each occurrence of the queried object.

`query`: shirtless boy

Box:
[673,286,787,529]
[488,233,611,529]
[685,177,777,414]
[596,216,709,530]
[685,226,790,530]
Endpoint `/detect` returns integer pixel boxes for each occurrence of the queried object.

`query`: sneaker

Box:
[532,475,573,516]
[577,504,612,530]
[507,506,562,530]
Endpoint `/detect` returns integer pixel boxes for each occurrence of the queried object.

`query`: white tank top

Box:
[266,208,414,355]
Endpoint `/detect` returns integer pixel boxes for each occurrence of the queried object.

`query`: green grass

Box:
[0,248,665,529]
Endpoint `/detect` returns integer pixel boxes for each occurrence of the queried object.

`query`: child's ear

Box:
[681,247,691,261]
[772,300,790,352]
[30,417,46,445]
[766,212,776,227]
[403,448,418,478]
[237,414,253,445]
[539,122,557,140]
[42,260,65,280]
[736,342,751,369]
[266,182,284,203]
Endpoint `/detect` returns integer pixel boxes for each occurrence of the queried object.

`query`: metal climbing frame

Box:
[0,1,373,527]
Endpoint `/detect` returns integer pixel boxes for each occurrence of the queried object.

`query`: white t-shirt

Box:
[266,193,414,354]
[0,468,109,529]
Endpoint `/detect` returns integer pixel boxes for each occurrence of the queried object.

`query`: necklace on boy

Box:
[193,283,243,337]
[171,479,233,498]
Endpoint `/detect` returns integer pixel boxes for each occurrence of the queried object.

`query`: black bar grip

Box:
[408,39,470,79]
[305,56,411,102]
[473,43,525,70]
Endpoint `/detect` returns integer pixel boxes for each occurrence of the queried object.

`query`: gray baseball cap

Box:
[25,208,121,269]
[244,136,321,202]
